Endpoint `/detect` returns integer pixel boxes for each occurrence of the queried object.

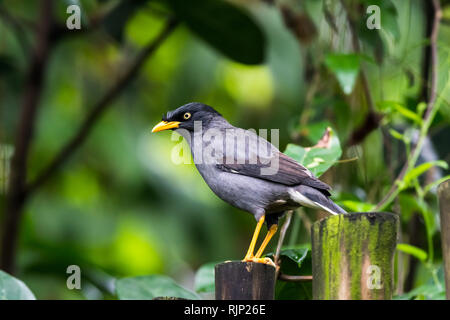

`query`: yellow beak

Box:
[151,121,180,133]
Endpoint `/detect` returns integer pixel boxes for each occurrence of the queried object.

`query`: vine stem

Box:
[274,210,293,269]
[1,0,53,274]
[273,211,314,283]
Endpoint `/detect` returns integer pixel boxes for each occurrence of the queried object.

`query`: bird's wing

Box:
[212,128,331,194]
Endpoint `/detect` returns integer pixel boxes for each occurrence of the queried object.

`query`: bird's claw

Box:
[242,257,276,268]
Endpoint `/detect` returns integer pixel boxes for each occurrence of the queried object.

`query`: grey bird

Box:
[152,102,346,265]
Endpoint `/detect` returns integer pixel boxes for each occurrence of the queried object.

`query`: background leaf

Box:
[378,101,423,124]
[424,175,450,195]
[340,200,374,212]
[167,0,265,64]
[397,243,427,262]
[116,275,200,300]
[284,127,342,177]
[268,246,312,300]
[394,267,446,300]
[194,262,216,293]
[266,247,308,268]
[395,283,445,300]
[324,54,360,94]
[0,270,36,300]
[403,161,448,188]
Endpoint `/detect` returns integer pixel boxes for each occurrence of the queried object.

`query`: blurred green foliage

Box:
[0,0,449,300]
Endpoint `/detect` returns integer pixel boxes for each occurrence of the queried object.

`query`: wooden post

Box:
[438,179,450,299]
[311,212,398,300]
[215,261,276,300]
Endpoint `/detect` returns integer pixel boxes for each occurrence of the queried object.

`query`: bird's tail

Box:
[289,185,347,215]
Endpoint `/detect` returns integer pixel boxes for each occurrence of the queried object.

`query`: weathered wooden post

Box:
[438,179,450,299]
[311,212,398,300]
[215,261,276,300]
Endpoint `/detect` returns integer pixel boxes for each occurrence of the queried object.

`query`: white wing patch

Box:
[288,189,338,215]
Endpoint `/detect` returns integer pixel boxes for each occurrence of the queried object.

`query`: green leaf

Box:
[394,266,445,300]
[194,262,216,293]
[265,247,309,269]
[403,161,449,188]
[284,127,342,177]
[397,243,427,262]
[394,283,445,300]
[167,0,265,64]
[279,248,308,268]
[394,267,446,300]
[424,175,450,195]
[388,128,404,141]
[268,246,312,300]
[292,121,332,144]
[340,200,374,212]
[116,275,201,300]
[0,270,36,300]
[416,102,427,118]
[378,101,422,124]
[324,54,360,94]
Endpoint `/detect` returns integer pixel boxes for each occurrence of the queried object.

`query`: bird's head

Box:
[152,102,222,133]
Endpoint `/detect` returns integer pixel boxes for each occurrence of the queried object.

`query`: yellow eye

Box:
[183,112,191,120]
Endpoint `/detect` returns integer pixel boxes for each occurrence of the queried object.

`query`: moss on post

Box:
[311,212,398,300]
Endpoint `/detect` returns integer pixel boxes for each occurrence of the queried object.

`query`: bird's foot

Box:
[242,257,276,268]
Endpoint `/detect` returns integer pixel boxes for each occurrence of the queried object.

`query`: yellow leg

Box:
[243,215,265,261]
[255,224,278,258]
